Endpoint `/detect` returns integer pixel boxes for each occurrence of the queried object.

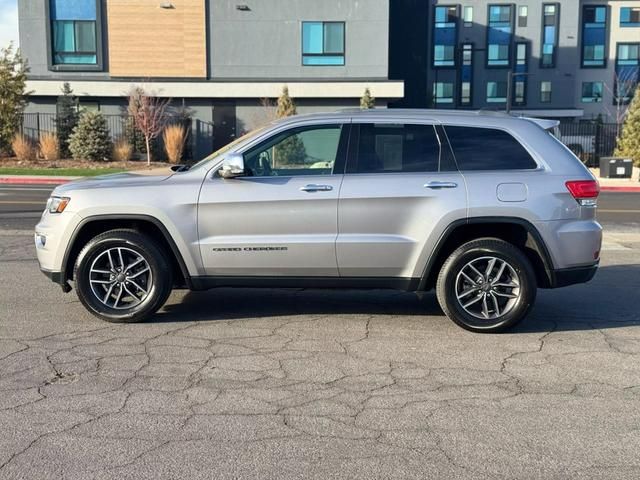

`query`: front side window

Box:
[486,81,507,103]
[487,5,513,66]
[302,22,345,66]
[243,125,344,177]
[581,82,603,103]
[581,6,607,67]
[620,7,640,27]
[348,123,444,174]
[445,126,537,171]
[50,0,98,66]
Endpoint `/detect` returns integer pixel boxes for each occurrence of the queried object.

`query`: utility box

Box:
[599,157,633,179]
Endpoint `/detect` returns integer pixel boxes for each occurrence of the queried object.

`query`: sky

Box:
[0,0,19,49]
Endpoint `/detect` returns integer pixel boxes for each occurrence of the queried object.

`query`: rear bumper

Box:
[550,263,598,288]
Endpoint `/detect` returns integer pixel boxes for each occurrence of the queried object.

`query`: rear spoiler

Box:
[520,117,560,131]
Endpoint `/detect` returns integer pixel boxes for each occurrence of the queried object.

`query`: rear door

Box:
[337,120,467,279]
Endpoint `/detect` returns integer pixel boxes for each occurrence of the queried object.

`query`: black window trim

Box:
[45,0,104,72]
[301,21,346,67]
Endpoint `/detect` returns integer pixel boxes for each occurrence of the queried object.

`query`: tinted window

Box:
[243,125,343,177]
[445,126,537,170]
[348,123,442,174]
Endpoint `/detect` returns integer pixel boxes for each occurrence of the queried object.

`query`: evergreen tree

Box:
[276,86,297,118]
[55,82,78,158]
[0,44,29,155]
[360,88,375,109]
[68,111,112,161]
[615,85,640,168]
[273,86,305,166]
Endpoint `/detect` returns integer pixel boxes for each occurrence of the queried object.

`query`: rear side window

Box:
[445,126,537,171]
[347,123,442,174]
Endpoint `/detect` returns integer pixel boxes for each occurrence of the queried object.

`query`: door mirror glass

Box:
[219,153,245,178]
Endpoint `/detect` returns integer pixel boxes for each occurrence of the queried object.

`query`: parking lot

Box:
[1,212,640,478]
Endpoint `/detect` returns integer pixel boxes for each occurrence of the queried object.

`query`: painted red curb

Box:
[0,177,73,185]
[600,185,640,192]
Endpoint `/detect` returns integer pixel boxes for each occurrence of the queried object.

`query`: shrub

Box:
[276,86,296,118]
[163,124,186,164]
[360,87,375,109]
[39,132,59,161]
[68,111,112,161]
[113,137,133,163]
[11,133,35,161]
[0,44,29,155]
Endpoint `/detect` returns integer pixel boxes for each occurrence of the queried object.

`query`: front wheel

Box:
[436,238,536,333]
[73,229,173,323]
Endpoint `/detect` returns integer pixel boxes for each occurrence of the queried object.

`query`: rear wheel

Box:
[436,238,536,333]
[74,229,172,323]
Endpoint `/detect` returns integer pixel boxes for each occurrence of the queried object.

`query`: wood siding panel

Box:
[107,0,206,78]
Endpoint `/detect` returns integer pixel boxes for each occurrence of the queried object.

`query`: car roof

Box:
[274,108,558,131]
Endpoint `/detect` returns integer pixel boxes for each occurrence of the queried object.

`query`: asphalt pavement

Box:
[1,183,639,479]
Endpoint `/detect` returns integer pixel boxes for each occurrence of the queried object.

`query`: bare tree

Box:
[127,87,171,166]
[602,68,639,136]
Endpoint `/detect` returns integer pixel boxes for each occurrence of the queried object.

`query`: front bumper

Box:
[551,263,598,288]
[40,267,72,292]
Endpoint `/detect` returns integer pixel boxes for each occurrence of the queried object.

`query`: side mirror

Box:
[219,153,245,178]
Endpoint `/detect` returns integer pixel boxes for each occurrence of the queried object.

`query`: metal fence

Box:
[556,122,622,168]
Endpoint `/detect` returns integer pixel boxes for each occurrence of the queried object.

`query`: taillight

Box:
[565,180,599,206]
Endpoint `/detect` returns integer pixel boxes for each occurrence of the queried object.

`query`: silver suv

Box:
[35,110,602,332]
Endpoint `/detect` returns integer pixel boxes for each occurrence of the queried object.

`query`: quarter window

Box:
[50,0,98,65]
[445,126,537,171]
[243,125,344,177]
[302,22,345,66]
[348,124,444,174]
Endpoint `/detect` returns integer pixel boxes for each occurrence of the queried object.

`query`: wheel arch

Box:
[61,214,193,289]
[419,217,555,291]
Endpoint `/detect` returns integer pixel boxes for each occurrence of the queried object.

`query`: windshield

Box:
[189,126,268,170]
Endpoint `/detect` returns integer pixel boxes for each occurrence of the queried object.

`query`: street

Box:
[1,183,639,479]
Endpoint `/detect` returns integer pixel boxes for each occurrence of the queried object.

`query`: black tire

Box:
[436,238,536,333]
[73,229,172,323]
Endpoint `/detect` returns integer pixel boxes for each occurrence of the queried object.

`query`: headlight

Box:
[46,196,70,214]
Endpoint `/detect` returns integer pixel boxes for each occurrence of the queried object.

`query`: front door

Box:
[337,121,467,279]
[198,122,348,277]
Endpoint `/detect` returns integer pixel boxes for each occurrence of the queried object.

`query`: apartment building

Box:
[424,0,640,120]
[18,0,403,153]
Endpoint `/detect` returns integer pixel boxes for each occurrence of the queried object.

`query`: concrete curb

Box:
[0,176,77,185]
[600,185,640,192]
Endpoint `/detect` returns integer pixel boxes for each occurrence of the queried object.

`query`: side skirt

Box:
[190,276,422,292]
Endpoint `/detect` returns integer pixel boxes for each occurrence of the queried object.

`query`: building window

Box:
[460,43,473,106]
[487,81,507,103]
[615,43,640,104]
[581,82,603,103]
[433,6,458,67]
[518,6,528,27]
[581,6,607,68]
[463,6,473,26]
[49,0,98,66]
[487,5,513,67]
[540,81,552,103]
[302,22,345,66]
[620,7,640,27]
[513,42,528,105]
[541,4,559,68]
[433,82,454,104]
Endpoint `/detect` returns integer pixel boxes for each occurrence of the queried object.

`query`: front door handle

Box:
[424,181,458,189]
[300,184,333,192]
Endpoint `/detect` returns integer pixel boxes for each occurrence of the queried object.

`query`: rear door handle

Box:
[300,184,333,192]
[424,181,458,189]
